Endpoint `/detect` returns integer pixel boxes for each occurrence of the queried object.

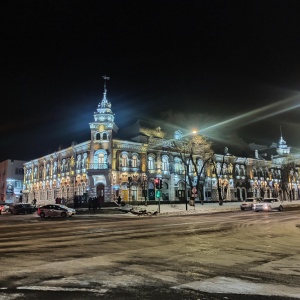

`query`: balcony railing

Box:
[87,163,109,170]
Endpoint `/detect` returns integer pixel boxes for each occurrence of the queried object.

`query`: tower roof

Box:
[89,76,118,133]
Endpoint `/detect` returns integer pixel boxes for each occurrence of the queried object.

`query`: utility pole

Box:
[185,163,188,210]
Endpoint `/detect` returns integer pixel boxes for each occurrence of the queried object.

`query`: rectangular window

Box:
[14,181,22,188]
[15,168,24,175]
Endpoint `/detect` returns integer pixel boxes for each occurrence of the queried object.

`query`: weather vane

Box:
[102,75,110,91]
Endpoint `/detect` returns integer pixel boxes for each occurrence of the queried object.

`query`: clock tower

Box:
[88,76,118,202]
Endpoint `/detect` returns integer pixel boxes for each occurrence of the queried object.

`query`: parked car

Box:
[240,197,263,211]
[37,204,76,218]
[0,202,13,215]
[0,202,10,214]
[252,198,284,212]
[9,203,37,215]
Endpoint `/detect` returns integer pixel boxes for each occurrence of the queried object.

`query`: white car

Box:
[37,204,76,218]
[240,197,262,211]
[252,198,284,212]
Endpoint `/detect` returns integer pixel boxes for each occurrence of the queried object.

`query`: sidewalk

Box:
[127,202,241,216]
[117,199,300,216]
[76,200,300,216]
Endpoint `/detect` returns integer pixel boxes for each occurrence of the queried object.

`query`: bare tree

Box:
[280,159,297,201]
[171,133,214,203]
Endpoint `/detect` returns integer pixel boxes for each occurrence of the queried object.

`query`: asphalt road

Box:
[0,210,300,299]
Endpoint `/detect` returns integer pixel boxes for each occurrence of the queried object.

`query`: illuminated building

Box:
[22,81,300,206]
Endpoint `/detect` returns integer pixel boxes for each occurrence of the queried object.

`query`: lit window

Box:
[197,159,203,173]
[132,155,138,168]
[174,157,183,174]
[148,156,154,170]
[121,153,128,167]
[98,153,105,164]
[162,156,169,172]
[14,181,21,188]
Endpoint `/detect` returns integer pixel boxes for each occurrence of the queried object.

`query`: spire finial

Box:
[100,75,110,106]
[102,75,110,93]
[280,125,282,138]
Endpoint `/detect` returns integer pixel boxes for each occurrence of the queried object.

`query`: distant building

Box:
[22,81,300,206]
[0,159,25,203]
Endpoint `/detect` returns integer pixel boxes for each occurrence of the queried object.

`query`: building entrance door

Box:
[96,183,105,206]
[178,190,185,201]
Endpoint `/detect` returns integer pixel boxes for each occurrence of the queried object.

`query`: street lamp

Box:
[127,176,132,205]
[185,162,188,211]
[142,175,147,205]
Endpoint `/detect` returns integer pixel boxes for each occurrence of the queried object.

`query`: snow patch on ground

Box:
[175,276,300,298]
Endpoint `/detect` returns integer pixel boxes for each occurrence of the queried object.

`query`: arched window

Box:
[235,164,240,175]
[197,159,203,174]
[253,167,257,177]
[216,162,221,176]
[178,181,185,190]
[121,153,128,167]
[264,168,269,178]
[76,155,81,170]
[93,150,108,169]
[174,157,183,174]
[39,166,43,178]
[148,155,155,170]
[188,158,194,174]
[103,133,108,140]
[98,153,105,167]
[240,165,245,176]
[53,162,57,174]
[132,154,138,168]
[34,166,38,178]
[95,133,100,140]
[161,155,169,172]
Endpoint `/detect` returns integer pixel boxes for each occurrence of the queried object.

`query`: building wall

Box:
[0,159,25,202]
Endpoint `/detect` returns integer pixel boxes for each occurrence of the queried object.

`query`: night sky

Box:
[1,0,300,162]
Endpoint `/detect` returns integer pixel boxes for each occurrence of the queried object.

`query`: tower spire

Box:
[277,125,291,155]
[102,75,110,93]
[100,75,110,107]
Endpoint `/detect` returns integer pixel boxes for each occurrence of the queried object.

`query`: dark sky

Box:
[1,0,300,162]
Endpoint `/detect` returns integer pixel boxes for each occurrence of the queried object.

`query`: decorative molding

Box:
[114,142,147,152]
[148,137,172,147]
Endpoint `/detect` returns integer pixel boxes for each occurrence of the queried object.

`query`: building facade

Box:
[22,83,300,206]
[0,159,25,203]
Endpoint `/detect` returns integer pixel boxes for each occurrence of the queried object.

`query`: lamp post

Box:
[217,147,228,205]
[127,176,132,206]
[185,163,188,210]
[184,144,190,211]
[142,175,147,205]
